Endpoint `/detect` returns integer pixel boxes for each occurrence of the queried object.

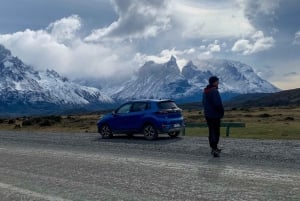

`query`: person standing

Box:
[202,76,224,157]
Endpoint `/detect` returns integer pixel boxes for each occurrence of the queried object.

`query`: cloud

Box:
[134,41,222,69]
[284,72,297,76]
[0,16,135,79]
[208,40,221,52]
[242,0,280,17]
[232,31,274,55]
[172,0,255,39]
[85,0,171,42]
[272,71,300,90]
[46,15,81,44]
[293,31,300,45]
[134,48,190,69]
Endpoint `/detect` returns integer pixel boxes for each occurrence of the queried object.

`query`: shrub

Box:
[188,115,200,120]
[22,119,33,126]
[8,119,15,124]
[244,114,253,117]
[284,117,294,121]
[0,119,4,124]
[258,113,271,118]
[33,117,42,123]
[48,115,62,123]
[240,108,250,112]
[39,119,52,127]
[14,124,22,129]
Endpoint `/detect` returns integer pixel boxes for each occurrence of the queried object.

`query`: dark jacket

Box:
[202,85,224,119]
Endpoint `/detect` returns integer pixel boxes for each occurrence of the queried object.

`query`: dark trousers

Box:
[206,118,221,149]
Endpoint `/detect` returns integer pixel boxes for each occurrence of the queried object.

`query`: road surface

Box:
[0,131,299,201]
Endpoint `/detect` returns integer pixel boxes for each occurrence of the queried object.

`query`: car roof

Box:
[126,99,174,103]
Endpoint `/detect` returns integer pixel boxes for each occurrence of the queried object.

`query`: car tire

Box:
[100,124,113,139]
[143,124,158,140]
[126,133,134,138]
[168,131,180,138]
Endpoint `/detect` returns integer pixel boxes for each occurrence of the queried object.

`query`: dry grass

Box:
[184,106,300,140]
[0,106,299,140]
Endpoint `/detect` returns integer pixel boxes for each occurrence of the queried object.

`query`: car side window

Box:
[131,102,148,112]
[116,103,132,114]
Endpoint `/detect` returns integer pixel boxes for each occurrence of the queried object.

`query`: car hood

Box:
[98,113,113,123]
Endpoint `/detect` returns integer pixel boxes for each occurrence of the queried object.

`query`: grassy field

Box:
[184,106,300,140]
[0,106,300,140]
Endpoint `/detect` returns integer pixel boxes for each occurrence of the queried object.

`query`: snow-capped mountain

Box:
[0,43,280,116]
[194,59,279,94]
[104,56,279,102]
[0,44,113,116]
[111,56,192,100]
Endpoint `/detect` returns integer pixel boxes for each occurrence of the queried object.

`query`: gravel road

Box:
[0,131,299,201]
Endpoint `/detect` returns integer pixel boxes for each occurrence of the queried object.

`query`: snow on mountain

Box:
[111,56,192,100]
[107,56,279,102]
[195,59,279,94]
[0,44,113,115]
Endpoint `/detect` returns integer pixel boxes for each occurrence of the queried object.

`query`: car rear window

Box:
[157,101,178,110]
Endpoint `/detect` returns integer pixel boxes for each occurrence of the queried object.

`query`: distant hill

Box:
[179,88,300,110]
[226,88,300,107]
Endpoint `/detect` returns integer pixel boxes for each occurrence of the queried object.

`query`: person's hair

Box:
[209,76,219,85]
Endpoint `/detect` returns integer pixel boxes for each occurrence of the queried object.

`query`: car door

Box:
[126,102,149,131]
[109,103,132,132]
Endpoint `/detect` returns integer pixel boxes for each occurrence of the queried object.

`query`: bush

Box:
[188,115,200,120]
[32,117,42,124]
[0,119,4,124]
[39,119,52,127]
[244,114,253,117]
[284,117,294,121]
[48,115,62,123]
[22,116,60,127]
[14,125,22,129]
[258,113,271,118]
[240,108,250,112]
[22,119,33,126]
[8,119,15,124]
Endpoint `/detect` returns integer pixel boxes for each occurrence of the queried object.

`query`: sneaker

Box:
[211,149,220,157]
[216,148,222,153]
[213,150,220,157]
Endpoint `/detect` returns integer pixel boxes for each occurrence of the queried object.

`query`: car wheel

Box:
[168,131,180,138]
[143,124,158,140]
[100,125,113,139]
[126,133,134,138]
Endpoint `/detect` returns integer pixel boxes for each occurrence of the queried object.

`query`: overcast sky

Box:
[0,0,299,89]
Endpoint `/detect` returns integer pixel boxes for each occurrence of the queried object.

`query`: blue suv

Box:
[97,100,185,140]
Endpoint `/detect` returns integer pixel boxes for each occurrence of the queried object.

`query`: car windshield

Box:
[157,101,178,110]
[116,103,132,113]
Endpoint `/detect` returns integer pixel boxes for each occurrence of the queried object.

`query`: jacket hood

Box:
[204,85,218,93]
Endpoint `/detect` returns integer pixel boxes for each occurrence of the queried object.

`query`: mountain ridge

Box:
[102,56,280,102]
[0,44,114,116]
[0,44,283,116]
